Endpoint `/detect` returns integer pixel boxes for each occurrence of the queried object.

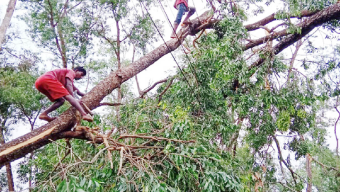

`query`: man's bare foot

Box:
[39,114,56,122]
[82,114,93,122]
[181,20,192,26]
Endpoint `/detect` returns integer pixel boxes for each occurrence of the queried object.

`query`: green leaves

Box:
[289,138,310,160]
[0,65,44,127]
[22,0,94,67]
[201,171,241,192]
[56,177,103,192]
[276,110,291,132]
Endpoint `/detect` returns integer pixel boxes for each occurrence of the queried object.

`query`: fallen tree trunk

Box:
[0,11,213,167]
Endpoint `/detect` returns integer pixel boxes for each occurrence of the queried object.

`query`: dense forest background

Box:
[1,0,340,191]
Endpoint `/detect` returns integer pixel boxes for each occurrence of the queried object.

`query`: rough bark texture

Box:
[0,11,211,167]
[0,128,15,191]
[115,18,122,122]
[0,0,17,50]
[5,163,15,192]
[306,153,313,192]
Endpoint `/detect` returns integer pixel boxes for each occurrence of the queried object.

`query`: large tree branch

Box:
[248,2,340,69]
[0,126,15,191]
[244,10,316,32]
[0,11,213,167]
[243,5,339,51]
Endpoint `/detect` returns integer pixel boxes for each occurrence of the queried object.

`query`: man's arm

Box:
[65,78,75,97]
[73,85,85,97]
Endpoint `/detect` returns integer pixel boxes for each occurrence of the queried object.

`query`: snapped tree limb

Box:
[244,10,316,32]
[248,2,340,68]
[244,4,340,51]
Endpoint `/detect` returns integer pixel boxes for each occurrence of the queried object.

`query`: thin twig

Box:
[118,134,195,143]
[311,156,339,171]
[158,78,174,102]
[118,147,125,175]
[140,78,168,98]
[334,107,340,156]
[272,135,297,185]
[103,136,113,169]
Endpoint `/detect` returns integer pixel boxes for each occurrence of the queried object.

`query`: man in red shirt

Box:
[170,0,196,38]
[35,66,93,122]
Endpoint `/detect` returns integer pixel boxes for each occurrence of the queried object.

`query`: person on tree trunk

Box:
[35,66,93,122]
[170,0,196,38]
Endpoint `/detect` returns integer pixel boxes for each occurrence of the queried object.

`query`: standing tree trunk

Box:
[4,163,15,192]
[0,0,17,50]
[301,133,312,192]
[0,124,15,192]
[28,152,33,192]
[28,122,35,192]
[18,103,42,192]
[47,0,68,68]
[306,153,313,191]
[115,19,122,122]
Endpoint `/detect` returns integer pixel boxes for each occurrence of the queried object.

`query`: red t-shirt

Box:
[43,68,76,87]
[174,0,188,9]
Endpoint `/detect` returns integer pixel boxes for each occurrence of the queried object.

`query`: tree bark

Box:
[115,18,122,122]
[47,0,70,68]
[287,40,302,82]
[0,125,15,192]
[57,23,67,68]
[5,163,15,192]
[306,153,313,192]
[0,11,212,167]
[0,0,17,50]
[28,152,33,192]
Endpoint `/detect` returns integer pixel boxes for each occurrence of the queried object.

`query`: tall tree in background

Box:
[23,0,96,68]
[0,0,17,50]
[94,0,158,125]
[0,59,44,191]
[0,68,16,192]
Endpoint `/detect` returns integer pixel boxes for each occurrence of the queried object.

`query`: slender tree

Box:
[0,0,17,50]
